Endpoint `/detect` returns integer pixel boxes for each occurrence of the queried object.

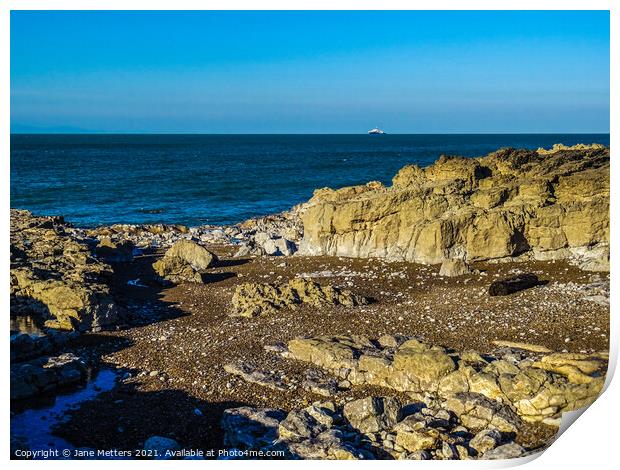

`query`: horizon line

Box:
[10,131,611,136]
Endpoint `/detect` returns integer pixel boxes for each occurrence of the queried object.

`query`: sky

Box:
[10,10,610,134]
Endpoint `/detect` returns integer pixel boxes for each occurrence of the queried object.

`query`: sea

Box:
[10,134,609,228]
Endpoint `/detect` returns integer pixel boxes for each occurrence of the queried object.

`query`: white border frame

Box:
[2,2,616,469]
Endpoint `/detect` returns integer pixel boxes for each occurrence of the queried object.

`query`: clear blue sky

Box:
[11,10,609,134]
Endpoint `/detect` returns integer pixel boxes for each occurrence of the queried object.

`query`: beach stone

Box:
[302,369,339,397]
[278,410,326,441]
[152,239,217,283]
[394,428,439,452]
[488,274,541,296]
[230,278,369,317]
[439,259,472,277]
[469,428,503,455]
[343,396,402,433]
[287,429,370,460]
[392,347,457,387]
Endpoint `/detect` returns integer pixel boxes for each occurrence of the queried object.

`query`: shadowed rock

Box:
[488,274,541,296]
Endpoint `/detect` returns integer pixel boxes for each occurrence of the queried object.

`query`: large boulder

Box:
[298,145,609,270]
[152,239,218,283]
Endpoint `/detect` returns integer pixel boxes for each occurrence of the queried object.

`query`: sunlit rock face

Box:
[299,145,609,270]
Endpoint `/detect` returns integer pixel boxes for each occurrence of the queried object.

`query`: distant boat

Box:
[368,127,386,135]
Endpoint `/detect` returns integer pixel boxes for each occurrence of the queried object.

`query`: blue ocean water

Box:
[10,134,609,227]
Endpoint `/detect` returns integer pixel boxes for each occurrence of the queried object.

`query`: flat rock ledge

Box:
[221,336,606,460]
[230,278,370,317]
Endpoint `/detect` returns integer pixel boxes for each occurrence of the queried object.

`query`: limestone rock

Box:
[95,237,134,263]
[439,259,472,277]
[10,210,121,331]
[442,393,521,433]
[343,397,402,433]
[298,146,609,270]
[279,410,326,442]
[152,239,217,283]
[221,336,608,460]
[468,428,503,455]
[230,278,369,317]
[284,335,606,426]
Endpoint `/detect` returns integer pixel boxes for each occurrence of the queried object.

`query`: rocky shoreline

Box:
[10,144,610,460]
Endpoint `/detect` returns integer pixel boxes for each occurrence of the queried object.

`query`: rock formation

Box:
[221,335,607,459]
[152,239,218,283]
[298,145,609,270]
[10,210,120,331]
[284,335,606,424]
[230,278,370,317]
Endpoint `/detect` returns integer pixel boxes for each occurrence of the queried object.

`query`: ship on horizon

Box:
[368,127,386,135]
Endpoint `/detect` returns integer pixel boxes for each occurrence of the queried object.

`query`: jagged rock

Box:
[221,336,607,461]
[439,259,472,277]
[152,239,217,283]
[469,429,503,455]
[299,146,609,270]
[230,278,369,317]
[488,274,541,296]
[343,397,402,433]
[279,410,326,441]
[10,330,77,362]
[573,243,610,272]
[284,335,606,425]
[302,369,339,397]
[536,143,605,155]
[10,210,121,331]
[95,237,134,263]
[394,427,439,452]
[442,393,521,432]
